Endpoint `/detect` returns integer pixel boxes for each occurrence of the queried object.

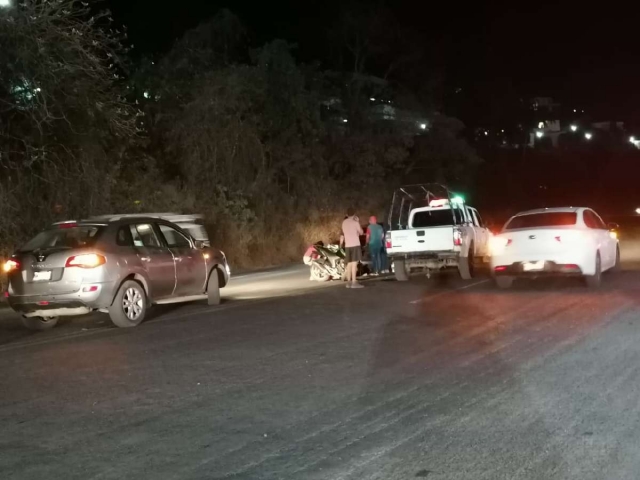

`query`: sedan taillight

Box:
[65,254,106,268]
[385,232,392,249]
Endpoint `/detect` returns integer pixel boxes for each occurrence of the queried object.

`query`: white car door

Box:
[584,210,613,269]
[592,210,617,269]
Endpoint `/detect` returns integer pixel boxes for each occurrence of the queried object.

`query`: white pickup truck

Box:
[385,185,491,281]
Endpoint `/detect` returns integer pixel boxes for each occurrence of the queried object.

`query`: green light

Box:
[451,195,464,204]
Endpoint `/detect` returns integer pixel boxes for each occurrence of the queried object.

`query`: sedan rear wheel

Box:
[21,316,59,331]
[585,252,602,288]
[109,280,147,328]
[494,276,514,290]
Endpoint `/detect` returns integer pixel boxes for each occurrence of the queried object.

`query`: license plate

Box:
[523,261,545,271]
[33,271,52,282]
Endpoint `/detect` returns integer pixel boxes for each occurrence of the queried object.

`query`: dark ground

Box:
[2,240,640,479]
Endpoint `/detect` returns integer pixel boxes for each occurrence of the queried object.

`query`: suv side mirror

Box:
[194,240,205,249]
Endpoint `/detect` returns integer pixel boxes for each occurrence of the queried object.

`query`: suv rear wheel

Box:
[109,280,147,328]
[21,316,59,331]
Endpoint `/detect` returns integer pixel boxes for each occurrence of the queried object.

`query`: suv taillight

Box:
[453,228,462,246]
[385,232,392,249]
[3,259,19,273]
[65,254,106,268]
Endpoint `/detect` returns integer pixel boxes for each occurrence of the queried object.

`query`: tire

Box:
[21,316,59,331]
[108,280,147,328]
[458,247,475,280]
[207,268,221,305]
[310,264,330,282]
[494,276,514,290]
[585,252,602,288]
[612,246,621,272]
[394,259,409,282]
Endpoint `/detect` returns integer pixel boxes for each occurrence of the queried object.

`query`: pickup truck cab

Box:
[386,194,491,281]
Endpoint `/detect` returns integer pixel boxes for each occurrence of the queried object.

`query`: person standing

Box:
[366,216,384,276]
[342,208,364,288]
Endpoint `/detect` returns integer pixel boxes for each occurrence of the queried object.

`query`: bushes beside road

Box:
[0,2,480,284]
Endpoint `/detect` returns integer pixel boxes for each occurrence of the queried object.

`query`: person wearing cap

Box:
[366,216,384,276]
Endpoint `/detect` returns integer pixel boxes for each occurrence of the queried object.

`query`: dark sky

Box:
[107,0,640,126]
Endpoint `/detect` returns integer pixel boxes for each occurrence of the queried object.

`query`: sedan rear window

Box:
[505,212,577,230]
[19,226,103,252]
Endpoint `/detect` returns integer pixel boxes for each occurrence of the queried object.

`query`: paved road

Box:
[3,245,640,479]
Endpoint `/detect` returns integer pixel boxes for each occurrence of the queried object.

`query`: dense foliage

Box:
[0,2,480,268]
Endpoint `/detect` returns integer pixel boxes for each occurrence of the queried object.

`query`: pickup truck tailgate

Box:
[389,227,454,254]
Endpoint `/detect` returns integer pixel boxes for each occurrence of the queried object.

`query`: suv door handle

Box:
[174,257,183,262]
[140,256,151,262]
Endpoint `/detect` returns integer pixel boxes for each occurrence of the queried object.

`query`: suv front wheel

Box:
[109,280,147,328]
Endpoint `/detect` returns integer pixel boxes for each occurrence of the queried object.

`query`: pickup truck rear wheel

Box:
[458,248,474,280]
[394,259,409,282]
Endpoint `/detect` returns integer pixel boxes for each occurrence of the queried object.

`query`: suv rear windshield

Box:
[505,212,577,230]
[19,225,104,252]
[412,208,463,228]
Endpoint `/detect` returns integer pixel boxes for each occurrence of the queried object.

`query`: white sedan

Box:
[490,207,619,289]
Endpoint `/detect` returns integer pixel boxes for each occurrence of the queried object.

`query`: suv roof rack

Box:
[88,213,204,223]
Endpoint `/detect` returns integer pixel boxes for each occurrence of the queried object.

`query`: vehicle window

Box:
[592,211,607,230]
[412,209,457,228]
[474,210,485,228]
[19,226,103,252]
[116,226,133,247]
[130,224,162,248]
[159,224,192,248]
[505,212,577,230]
[467,209,479,227]
[583,210,598,229]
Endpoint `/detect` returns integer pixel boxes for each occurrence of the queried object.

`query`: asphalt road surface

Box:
[3,242,640,479]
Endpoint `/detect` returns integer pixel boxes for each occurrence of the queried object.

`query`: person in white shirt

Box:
[341,208,364,289]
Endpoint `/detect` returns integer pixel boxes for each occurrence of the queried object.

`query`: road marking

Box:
[409,279,489,304]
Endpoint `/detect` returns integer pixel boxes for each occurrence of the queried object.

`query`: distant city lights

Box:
[343,118,348,123]
[370,97,375,101]
[636,208,640,215]
[538,122,544,129]
[535,131,544,138]
[585,132,592,140]
[420,123,427,130]
[570,125,577,132]
[0,0,11,7]
[631,136,636,143]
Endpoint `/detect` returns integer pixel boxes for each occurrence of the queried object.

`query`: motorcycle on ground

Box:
[309,244,346,281]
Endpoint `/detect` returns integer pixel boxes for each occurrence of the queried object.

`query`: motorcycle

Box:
[307,244,371,281]
[309,244,346,281]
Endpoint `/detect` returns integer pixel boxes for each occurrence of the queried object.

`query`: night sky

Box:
[107,0,640,127]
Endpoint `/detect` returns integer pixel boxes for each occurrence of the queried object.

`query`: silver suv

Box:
[4,214,230,331]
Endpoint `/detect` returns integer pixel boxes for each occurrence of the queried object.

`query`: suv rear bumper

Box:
[7,281,116,317]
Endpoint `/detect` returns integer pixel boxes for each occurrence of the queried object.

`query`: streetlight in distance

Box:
[570,125,578,132]
[585,132,592,140]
